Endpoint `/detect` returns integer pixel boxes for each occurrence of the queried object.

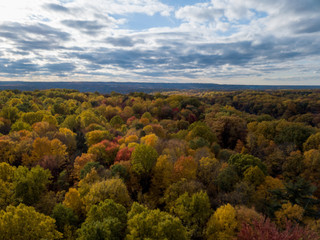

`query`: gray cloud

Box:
[106,37,136,47]
[61,20,107,35]
[0,23,70,40]
[44,63,76,73]
[0,59,38,76]
[0,22,70,51]
[44,3,70,13]
[293,19,320,34]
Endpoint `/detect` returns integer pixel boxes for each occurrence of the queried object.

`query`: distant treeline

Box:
[0,81,320,93]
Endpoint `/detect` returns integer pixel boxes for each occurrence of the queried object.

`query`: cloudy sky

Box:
[0,0,319,85]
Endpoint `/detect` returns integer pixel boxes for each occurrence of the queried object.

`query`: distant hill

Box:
[0,81,319,93]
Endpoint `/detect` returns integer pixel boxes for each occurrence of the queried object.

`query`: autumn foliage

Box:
[0,88,319,239]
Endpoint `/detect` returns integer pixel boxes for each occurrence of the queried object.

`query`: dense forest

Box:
[1,88,320,240]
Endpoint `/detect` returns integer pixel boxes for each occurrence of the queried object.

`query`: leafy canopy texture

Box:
[0,204,62,240]
[131,144,158,176]
[126,202,188,240]
[77,199,127,240]
[206,203,238,240]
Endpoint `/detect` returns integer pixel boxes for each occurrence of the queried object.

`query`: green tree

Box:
[0,106,19,123]
[21,111,43,125]
[171,191,212,239]
[229,153,267,177]
[216,165,239,192]
[10,121,32,132]
[77,199,127,240]
[14,165,51,205]
[51,204,78,233]
[0,204,62,240]
[243,166,266,187]
[110,115,124,128]
[131,144,158,176]
[126,202,188,240]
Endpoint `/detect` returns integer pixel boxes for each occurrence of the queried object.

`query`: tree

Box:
[126,202,188,240]
[51,204,78,233]
[141,133,159,148]
[54,128,77,155]
[10,121,32,132]
[79,110,100,128]
[275,120,315,150]
[206,115,247,149]
[174,156,197,181]
[206,203,238,240]
[85,130,112,147]
[80,162,104,179]
[88,140,119,167]
[255,176,284,216]
[274,202,304,225]
[60,115,79,131]
[216,165,240,192]
[237,218,319,240]
[63,188,85,217]
[187,121,217,144]
[83,178,131,210]
[150,155,174,195]
[114,147,133,163]
[77,199,127,240]
[272,178,320,218]
[0,139,16,164]
[0,179,15,210]
[282,151,305,180]
[73,153,95,180]
[23,137,68,171]
[229,153,267,177]
[14,165,51,205]
[21,112,43,125]
[197,157,220,186]
[0,204,62,240]
[131,144,158,177]
[171,191,212,239]
[235,205,263,226]
[32,121,57,137]
[304,132,320,151]
[302,150,320,197]
[0,162,16,210]
[0,106,19,123]
[110,115,124,128]
[164,179,205,211]
[243,166,266,187]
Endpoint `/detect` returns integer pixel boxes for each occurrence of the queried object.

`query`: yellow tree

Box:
[206,203,238,240]
[63,188,85,217]
[141,133,159,148]
[275,202,305,226]
[0,204,62,240]
[83,178,131,211]
[23,138,68,177]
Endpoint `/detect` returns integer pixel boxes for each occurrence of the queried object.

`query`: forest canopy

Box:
[0,88,320,240]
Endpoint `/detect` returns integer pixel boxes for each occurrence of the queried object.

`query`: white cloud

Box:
[0,0,319,84]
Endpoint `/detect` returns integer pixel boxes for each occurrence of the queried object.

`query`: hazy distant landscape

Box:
[1,81,320,94]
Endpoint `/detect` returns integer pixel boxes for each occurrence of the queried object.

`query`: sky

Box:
[0,0,319,85]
